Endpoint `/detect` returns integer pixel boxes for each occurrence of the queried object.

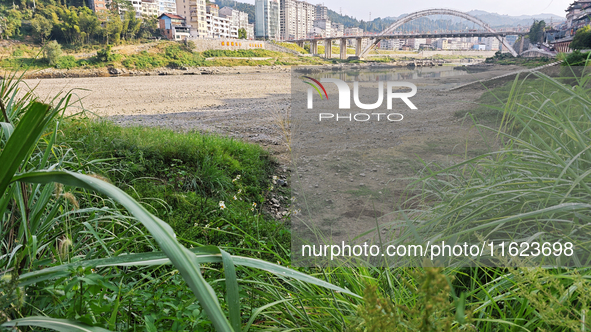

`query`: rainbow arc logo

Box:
[302,76,329,100]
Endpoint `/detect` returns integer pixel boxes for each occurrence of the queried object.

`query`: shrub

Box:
[563,50,591,66]
[55,55,78,69]
[96,45,117,62]
[43,40,62,66]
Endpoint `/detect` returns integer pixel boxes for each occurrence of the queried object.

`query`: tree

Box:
[0,9,22,39]
[139,15,158,39]
[570,26,591,50]
[238,27,246,39]
[528,20,546,44]
[78,7,99,44]
[105,12,123,44]
[43,40,62,65]
[122,10,141,40]
[31,15,52,43]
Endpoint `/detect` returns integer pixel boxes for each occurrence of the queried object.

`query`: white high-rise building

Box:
[158,0,176,15]
[483,37,500,51]
[315,3,328,20]
[379,39,401,50]
[255,0,280,40]
[280,0,315,40]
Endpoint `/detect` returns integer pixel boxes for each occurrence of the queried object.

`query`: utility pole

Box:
[369,12,371,21]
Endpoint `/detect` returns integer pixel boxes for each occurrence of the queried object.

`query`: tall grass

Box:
[3,62,591,331]
[0,73,357,331]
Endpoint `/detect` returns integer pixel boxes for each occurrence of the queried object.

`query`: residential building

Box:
[87,0,109,13]
[176,0,207,38]
[379,39,401,50]
[246,23,255,39]
[158,13,190,40]
[280,0,315,40]
[315,3,328,20]
[206,3,219,17]
[255,0,280,40]
[158,0,176,15]
[331,23,344,37]
[406,38,426,50]
[344,27,363,36]
[313,18,331,37]
[125,0,143,18]
[220,6,250,38]
[433,38,449,49]
[141,0,159,17]
[206,13,232,38]
[483,37,500,51]
[566,0,591,30]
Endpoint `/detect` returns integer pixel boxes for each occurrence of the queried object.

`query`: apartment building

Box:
[280,0,315,40]
[206,14,235,38]
[312,18,331,37]
[87,0,109,13]
[175,0,207,38]
[315,4,328,20]
[206,3,219,16]
[158,0,176,15]
[141,0,159,17]
[331,22,344,37]
[255,0,280,39]
[220,6,251,38]
[379,39,402,50]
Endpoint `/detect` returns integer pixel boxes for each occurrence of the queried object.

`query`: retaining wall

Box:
[191,39,266,52]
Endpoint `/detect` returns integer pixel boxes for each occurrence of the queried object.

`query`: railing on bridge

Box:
[286,28,528,42]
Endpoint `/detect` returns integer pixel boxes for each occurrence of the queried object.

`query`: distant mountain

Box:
[382,11,564,28]
[464,10,564,27]
[211,1,565,33]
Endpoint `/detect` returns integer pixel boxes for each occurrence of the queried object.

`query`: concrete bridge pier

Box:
[297,41,304,49]
[324,40,332,58]
[340,38,347,59]
[310,40,318,55]
[355,38,363,57]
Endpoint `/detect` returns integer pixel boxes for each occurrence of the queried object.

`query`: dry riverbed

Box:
[24,64,523,161]
[24,63,529,242]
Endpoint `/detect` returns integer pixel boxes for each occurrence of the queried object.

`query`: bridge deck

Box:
[287,31,527,43]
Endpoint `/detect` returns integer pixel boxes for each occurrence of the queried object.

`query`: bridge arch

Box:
[359,8,519,57]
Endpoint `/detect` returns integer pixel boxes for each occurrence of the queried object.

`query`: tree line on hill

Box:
[0,1,159,45]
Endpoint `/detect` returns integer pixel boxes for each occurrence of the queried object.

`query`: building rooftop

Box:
[158,13,185,20]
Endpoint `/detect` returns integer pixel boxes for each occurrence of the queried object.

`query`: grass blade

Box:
[1,317,112,332]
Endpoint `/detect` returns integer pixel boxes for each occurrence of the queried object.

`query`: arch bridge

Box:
[288,8,523,59]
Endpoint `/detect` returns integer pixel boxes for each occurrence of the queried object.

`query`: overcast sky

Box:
[240,0,572,19]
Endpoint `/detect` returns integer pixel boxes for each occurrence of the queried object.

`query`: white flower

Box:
[272,175,278,184]
[252,202,257,207]
[237,189,242,194]
[219,201,226,209]
[233,195,237,200]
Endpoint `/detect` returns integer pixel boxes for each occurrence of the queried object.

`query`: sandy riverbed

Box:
[23,64,523,157]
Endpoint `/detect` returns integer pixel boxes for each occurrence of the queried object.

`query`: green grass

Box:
[4,62,591,331]
[59,119,289,257]
[201,49,283,58]
[1,41,326,71]
[273,42,308,54]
